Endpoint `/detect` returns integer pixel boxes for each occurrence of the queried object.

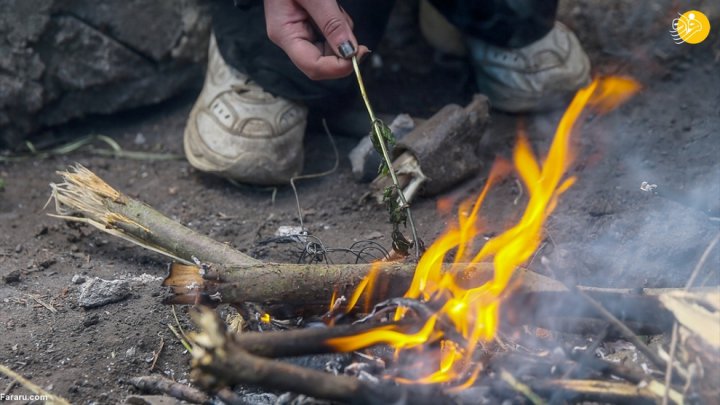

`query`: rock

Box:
[364,231,383,240]
[348,114,416,182]
[274,225,307,243]
[3,269,21,284]
[38,257,56,269]
[0,0,211,147]
[78,277,130,308]
[71,274,86,284]
[82,313,99,327]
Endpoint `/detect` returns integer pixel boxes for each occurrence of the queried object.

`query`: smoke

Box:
[534,58,720,288]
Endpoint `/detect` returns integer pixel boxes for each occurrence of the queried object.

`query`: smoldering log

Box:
[163,261,704,334]
[189,307,454,405]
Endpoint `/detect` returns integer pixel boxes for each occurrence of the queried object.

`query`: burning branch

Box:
[188,307,454,405]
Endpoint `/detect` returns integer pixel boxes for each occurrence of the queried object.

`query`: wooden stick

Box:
[232,321,412,358]
[49,164,259,267]
[527,379,680,404]
[129,375,210,404]
[189,307,453,405]
[0,363,71,405]
[164,261,699,336]
[568,285,669,373]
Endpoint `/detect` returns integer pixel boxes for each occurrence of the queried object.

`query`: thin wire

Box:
[289,119,340,231]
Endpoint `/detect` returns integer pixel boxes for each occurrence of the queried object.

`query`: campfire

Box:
[323,76,642,389]
[45,76,719,404]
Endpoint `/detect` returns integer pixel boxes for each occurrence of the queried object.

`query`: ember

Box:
[328,77,641,388]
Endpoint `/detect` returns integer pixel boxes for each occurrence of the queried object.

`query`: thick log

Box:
[163,261,706,335]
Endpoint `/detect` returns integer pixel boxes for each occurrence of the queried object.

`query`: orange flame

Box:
[328,77,640,388]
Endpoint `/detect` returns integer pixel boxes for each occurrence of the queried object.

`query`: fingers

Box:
[285,41,369,80]
[264,0,367,80]
[296,0,358,59]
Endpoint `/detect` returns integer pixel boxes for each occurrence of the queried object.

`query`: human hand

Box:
[264,0,369,80]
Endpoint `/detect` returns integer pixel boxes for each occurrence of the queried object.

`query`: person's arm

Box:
[264,0,369,80]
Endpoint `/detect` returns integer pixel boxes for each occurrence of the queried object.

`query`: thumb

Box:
[297,0,358,58]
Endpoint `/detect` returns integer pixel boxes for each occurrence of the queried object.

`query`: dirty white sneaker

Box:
[184,34,307,185]
[468,22,591,113]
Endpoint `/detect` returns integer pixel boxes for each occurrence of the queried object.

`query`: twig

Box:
[2,381,16,396]
[662,323,680,405]
[569,285,669,373]
[149,336,164,371]
[233,320,410,358]
[663,231,720,405]
[529,379,681,404]
[0,363,71,405]
[0,135,182,162]
[499,369,546,405]
[28,294,57,313]
[172,305,188,340]
[48,164,259,267]
[188,307,452,405]
[129,375,210,404]
[168,324,193,354]
[351,56,420,259]
[684,231,720,290]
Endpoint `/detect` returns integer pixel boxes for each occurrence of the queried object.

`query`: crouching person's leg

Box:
[184,0,395,185]
[424,0,591,112]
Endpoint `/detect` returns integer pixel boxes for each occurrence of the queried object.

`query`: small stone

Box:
[14,244,22,253]
[3,270,21,284]
[38,258,57,269]
[71,274,86,285]
[78,277,131,308]
[82,314,100,327]
[364,231,383,240]
[35,225,48,236]
[133,133,146,145]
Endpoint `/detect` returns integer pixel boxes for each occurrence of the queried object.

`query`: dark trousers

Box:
[212,0,557,103]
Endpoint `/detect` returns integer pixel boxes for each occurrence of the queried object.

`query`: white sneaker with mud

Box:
[184,34,307,185]
[468,22,591,113]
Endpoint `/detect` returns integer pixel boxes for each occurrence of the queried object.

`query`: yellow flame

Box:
[328,76,640,387]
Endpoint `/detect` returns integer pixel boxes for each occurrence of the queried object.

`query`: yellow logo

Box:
[671,10,711,44]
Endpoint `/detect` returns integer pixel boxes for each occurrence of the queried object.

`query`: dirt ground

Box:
[1,2,719,404]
